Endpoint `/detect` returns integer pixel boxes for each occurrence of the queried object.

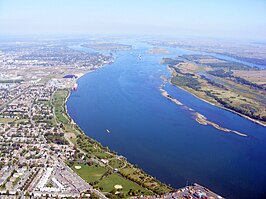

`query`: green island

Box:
[52,89,173,198]
[162,55,266,126]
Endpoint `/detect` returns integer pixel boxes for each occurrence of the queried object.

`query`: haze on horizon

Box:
[0,0,266,41]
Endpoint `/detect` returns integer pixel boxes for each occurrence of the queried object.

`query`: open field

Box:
[0,118,29,124]
[108,159,125,169]
[120,165,172,194]
[53,89,70,125]
[71,163,108,184]
[163,56,266,125]
[0,118,15,123]
[65,132,77,144]
[69,163,154,197]
[175,62,212,73]
[98,173,152,195]
[52,89,81,135]
[74,133,173,194]
[233,70,266,85]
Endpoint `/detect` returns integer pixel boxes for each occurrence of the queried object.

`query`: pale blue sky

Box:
[0,0,265,40]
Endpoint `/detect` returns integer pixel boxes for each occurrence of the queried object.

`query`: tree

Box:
[90,192,100,199]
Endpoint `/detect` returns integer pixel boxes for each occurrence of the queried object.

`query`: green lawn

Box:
[92,151,111,159]
[98,173,152,195]
[120,166,172,194]
[0,118,15,124]
[108,159,125,169]
[65,133,77,145]
[72,163,107,183]
[0,117,29,124]
[53,89,70,125]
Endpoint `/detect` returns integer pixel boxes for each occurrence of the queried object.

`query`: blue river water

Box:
[67,42,266,198]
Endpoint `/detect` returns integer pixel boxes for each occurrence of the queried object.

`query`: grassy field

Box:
[70,163,152,196]
[0,118,15,123]
[72,134,173,196]
[93,151,111,159]
[0,118,29,124]
[233,70,266,85]
[108,159,125,169]
[120,166,172,194]
[53,89,70,125]
[71,163,108,184]
[165,58,266,124]
[52,89,81,135]
[65,132,77,145]
[98,173,152,195]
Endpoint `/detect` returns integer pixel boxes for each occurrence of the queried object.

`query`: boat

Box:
[72,83,78,91]
[138,55,142,60]
[106,129,110,133]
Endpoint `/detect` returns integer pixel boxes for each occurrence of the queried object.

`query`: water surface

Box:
[67,42,266,198]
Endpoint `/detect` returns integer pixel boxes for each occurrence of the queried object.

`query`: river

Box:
[67,41,266,198]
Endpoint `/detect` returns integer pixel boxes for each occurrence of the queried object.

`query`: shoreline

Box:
[64,66,105,133]
[159,83,248,137]
[172,82,266,128]
[63,51,260,197]
[63,64,174,195]
[165,67,266,127]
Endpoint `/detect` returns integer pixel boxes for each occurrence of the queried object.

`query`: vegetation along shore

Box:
[161,55,266,127]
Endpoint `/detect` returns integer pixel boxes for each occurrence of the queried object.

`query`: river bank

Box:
[170,78,266,128]
[159,79,247,137]
[165,63,266,127]
[66,42,266,198]
[62,66,174,197]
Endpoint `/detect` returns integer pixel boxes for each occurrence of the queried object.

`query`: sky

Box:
[0,0,266,40]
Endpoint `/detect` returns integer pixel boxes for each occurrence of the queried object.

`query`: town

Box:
[0,40,113,198]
